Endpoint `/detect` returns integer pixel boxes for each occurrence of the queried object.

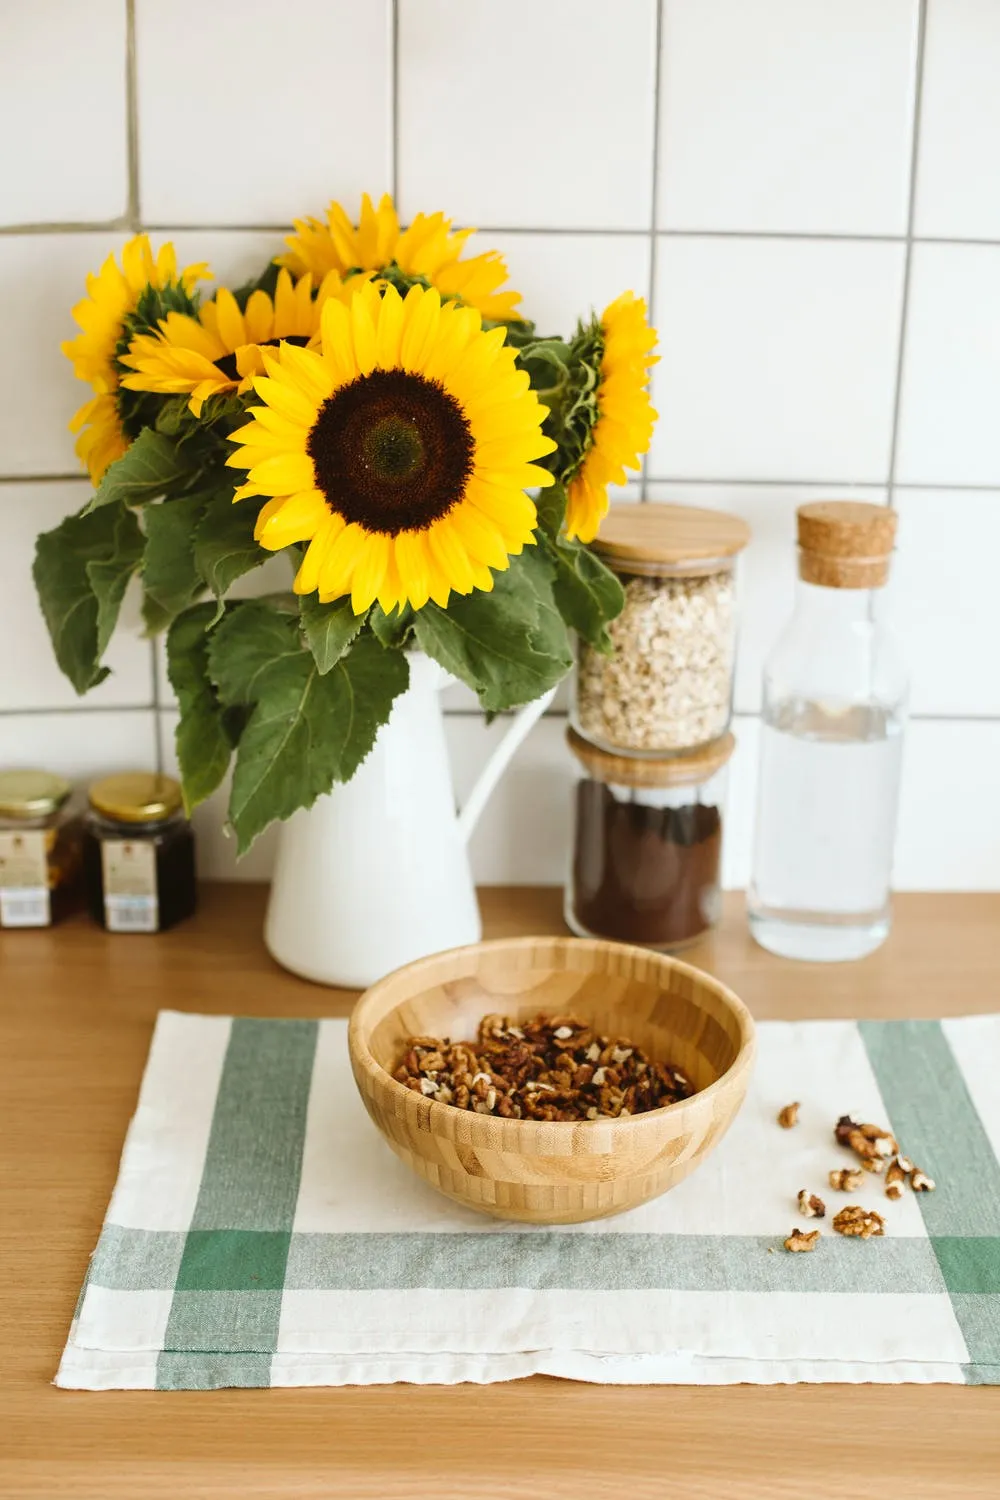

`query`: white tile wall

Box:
[657,0,919,235]
[0,1,128,227]
[2,0,1000,893]
[397,0,658,229]
[915,0,1000,239]
[896,243,1000,485]
[135,0,392,226]
[648,237,906,481]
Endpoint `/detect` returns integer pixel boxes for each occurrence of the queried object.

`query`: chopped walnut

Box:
[392,1013,692,1121]
[884,1158,907,1200]
[829,1167,864,1192]
[777,1102,800,1129]
[797,1189,826,1219]
[835,1115,898,1163]
[784,1228,820,1253]
[833,1205,886,1239]
[860,1156,886,1174]
[911,1168,936,1192]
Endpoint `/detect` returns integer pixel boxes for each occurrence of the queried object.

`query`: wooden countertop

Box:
[2,886,998,1500]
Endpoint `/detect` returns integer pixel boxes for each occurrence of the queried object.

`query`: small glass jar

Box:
[0,769,82,927]
[571,502,750,757]
[83,772,197,933]
[565,728,734,950]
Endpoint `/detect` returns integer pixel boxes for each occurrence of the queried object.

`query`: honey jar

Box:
[0,769,82,927]
[82,772,197,933]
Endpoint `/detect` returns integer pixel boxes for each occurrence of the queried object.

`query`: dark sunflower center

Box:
[215,333,311,382]
[307,368,475,535]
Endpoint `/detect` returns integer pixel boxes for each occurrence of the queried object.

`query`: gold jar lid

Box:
[0,768,71,819]
[567,728,736,789]
[592,502,751,577]
[797,501,897,588]
[88,772,183,824]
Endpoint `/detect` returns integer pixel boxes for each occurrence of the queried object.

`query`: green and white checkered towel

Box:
[57,1010,1000,1389]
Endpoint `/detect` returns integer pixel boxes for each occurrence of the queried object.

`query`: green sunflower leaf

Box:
[534,480,567,538]
[33,503,143,695]
[543,533,625,652]
[370,603,415,650]
[208,603,409,852]
[193,489,269,613]
[412,545,572,713]
[166,603,232,812]
[300,595,364,674]
[83,428,191,514]
[141,494,208,633]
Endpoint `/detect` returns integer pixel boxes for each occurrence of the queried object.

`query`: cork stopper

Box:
[797,501,897,589]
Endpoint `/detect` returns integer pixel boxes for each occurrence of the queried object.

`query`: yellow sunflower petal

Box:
[257,489,329,550]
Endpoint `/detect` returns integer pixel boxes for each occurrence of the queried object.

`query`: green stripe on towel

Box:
[861,1019,1000,1379]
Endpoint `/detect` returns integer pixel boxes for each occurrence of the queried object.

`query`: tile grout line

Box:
[1,216,999,248]
[125,0,165,771]
[640,0,666,503]
[885,0,929,514]
[390,0,400,204]
[7,473,1000,493]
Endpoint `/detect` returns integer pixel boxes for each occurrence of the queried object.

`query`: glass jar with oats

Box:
[571,503,750,757]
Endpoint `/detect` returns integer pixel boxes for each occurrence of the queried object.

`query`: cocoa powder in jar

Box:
[569,780,722,948]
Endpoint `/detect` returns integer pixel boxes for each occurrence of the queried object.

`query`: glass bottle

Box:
[82,772,197,933]
[748,502,908,962]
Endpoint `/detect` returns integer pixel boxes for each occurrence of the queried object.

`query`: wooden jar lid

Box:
[567,727,736,788]
[593,503,751,576]
[797,501,898,588]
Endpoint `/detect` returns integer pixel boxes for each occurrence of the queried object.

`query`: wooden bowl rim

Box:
[349,935,756,1135]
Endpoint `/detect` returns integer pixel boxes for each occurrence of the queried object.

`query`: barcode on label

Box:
[0,887,51,928]
[105,895,158,933]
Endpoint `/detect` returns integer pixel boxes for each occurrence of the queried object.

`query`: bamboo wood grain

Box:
[1,885,998,1500]
[349,936,754,1222]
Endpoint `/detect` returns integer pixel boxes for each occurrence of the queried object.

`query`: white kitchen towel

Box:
[57,1011,1000,1388]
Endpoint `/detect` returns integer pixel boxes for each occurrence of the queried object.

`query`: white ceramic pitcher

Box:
[264,653,555,987]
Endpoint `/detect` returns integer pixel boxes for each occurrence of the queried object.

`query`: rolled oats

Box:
[575,571,735,753]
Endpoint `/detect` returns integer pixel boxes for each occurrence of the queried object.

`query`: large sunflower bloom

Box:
[226,281,555,614]
[565,293,658,544]
[278,193,522,323]
[62,235,207,484]
[120,269,346,418]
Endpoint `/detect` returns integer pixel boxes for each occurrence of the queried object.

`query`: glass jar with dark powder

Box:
[565,728,734,950]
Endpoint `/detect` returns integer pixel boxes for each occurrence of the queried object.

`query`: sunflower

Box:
[564,293,658,544]
[278,193,522,323]
[120,268,348,418]
[62,235,208,484]
[226,281,555,614]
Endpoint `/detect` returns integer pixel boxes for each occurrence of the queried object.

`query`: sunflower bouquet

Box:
[35,195,657,851]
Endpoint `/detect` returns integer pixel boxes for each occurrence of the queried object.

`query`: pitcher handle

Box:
[456,687,557,845]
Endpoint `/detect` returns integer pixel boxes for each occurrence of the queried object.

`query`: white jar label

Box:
[102,839,159,933]
[0,829,51,927]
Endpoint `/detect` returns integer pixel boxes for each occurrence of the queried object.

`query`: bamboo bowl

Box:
[349,936,755,1224]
